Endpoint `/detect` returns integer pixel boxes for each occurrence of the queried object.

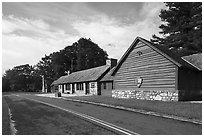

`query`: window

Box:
[76,83,84,90]
[137,51,143,56]
[65,84,71,90]
[103,83,106,89]
[91,83,95,88]
[55,86,58,90]
[59,85,62,89]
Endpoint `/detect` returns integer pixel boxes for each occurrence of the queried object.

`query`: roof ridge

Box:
[111,36,199,76]
[51,64,111,85]
[71,65,109,73]
[138,37,200,70]
[181,53,202,71]
[182,57,202,71]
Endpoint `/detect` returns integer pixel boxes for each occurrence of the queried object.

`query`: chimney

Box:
[106,58,117,69]
[66,70,70,75]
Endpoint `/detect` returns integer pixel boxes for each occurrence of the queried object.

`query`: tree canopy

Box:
[3,38,108,92]
[2,64,41,92]
[151,2,202,56]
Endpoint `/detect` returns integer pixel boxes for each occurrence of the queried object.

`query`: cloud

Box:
[2,15,79,73]
[72,3,164,59]
[2,2,165,73]
[3,15,49,33]
[3,15,63,39]
[2,2,99,35]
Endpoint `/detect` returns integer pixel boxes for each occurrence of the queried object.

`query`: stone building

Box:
[51,36,201,101]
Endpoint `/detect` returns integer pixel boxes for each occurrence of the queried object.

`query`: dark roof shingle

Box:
[182,53,202,71]
[51,65,110,85]
[112,37,200,75]
[100,67,115,82]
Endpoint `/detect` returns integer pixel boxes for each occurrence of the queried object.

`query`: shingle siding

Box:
[114,41,177,90]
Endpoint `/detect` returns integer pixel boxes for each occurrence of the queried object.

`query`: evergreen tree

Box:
[151,2,202,56]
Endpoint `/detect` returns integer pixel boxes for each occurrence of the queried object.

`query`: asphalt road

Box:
[3,95,116,135]
[17,94,201,135]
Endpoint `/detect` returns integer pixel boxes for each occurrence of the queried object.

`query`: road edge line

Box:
[61,97,202,125]
[17,95,139,135]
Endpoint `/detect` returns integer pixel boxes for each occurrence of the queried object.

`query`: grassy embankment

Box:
[69,96,202,121]
[2,97,11,135]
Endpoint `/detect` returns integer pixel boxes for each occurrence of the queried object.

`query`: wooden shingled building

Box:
[51,36,201,101]
[110,37,202,101]
[51,59,117,96]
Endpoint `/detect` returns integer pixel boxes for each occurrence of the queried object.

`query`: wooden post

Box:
[42,75,45,93]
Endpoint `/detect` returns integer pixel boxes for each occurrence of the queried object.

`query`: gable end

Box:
[112,37,182,76]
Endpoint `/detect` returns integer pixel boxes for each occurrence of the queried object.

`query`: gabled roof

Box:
[182,53,202,71]
[51,65,110,85]
[100,67,115,82]
[112,37,200,76]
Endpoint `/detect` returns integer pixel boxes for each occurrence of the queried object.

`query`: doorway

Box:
[72,84,75,94]
[85,83,90,94]
[62,85,64,93]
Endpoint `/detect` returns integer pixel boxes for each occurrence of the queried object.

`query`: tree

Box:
[74,38,108,71]
[3,38,108,92]
[35,54,55,92]
[2,76,11,92]
[35,37,108,92]
[2,64,38,92]
[50,37,108,75]
[151,2,202,56]
[51,50,72,77]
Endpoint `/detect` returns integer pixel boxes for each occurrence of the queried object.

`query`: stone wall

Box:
[112,90,179,101]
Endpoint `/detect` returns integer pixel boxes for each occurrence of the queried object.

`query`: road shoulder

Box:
[61,97,202,125]
[2,97,11,135]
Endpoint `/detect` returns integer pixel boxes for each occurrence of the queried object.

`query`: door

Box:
[72,84,75,94]
[85,83,90,94]
[62,84,64,93]
[97,82,101,95]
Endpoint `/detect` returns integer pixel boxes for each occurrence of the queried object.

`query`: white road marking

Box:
[16,95,139,135]
[3,95,13,97]
[8,108,18,135]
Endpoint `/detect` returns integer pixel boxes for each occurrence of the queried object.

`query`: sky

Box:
[2,2,165,73]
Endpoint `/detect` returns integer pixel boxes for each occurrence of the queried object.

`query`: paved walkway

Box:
[35,93,91,98]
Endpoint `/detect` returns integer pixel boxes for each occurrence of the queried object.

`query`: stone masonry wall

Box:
[112,90,179,101]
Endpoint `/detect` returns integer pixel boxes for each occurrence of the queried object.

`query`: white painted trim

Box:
[181,58,201,71]
[64,84,72,94]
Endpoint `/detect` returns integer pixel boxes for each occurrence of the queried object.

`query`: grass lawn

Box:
[2,97,11,135]
[69,96,202,121]
[2,95,115,135]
